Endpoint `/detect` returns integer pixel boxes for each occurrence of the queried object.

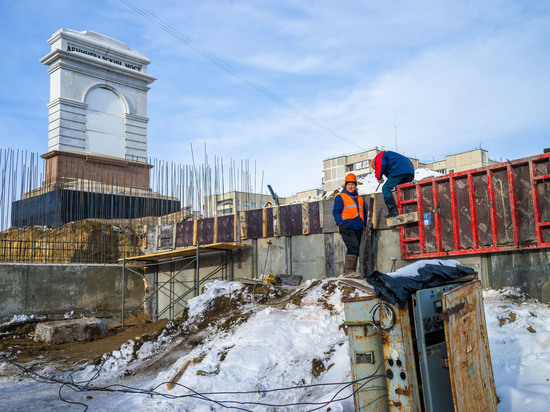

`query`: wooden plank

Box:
[176,221,194,248]
[197,218,215,245]
[157,224,173,249]
[216,215,235,243]
[443,280,497,412]
[371,194,379,230]
[302,202,310,235]
[192,220,198,246]
[167,360,192,390]
[262,208,267,238]
[273,206,280,237]
[246,209,263,239]
[213,217,218,243]
[386,211,419,227]
[239,211,247,240]
[337,278,374,294]
[280,204,302,236]
[363,194,375,275]
[310,201,322,234]
[265,207,274,237]
[321,198,338,233]
[120,242,251,261]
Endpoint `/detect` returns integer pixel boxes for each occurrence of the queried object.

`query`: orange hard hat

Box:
[345,173,357,183]
[370,158,376,170]
[343,173,362,187]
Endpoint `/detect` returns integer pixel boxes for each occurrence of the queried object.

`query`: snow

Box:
[1,277,549,411]
[356,168,442,196]
[386,258,460,277]
[288,168,443,203]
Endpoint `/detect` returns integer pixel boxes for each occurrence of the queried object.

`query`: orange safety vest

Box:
[340,193,364,222]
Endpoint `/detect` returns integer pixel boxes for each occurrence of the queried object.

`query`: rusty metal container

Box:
[342,296,389,411]
[380,304,422,411]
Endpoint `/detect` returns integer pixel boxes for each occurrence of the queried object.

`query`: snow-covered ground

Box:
[1,274,549,411]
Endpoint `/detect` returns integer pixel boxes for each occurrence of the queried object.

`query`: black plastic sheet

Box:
[364,264,476,307]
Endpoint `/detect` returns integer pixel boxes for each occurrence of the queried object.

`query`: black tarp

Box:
[364,263,476,307]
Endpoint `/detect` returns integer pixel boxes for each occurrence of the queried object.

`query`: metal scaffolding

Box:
[120,242,250,328]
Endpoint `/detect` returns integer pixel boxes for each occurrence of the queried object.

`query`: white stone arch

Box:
[83,84,129,158]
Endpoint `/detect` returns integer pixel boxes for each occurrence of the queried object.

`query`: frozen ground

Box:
[1,272,549,411]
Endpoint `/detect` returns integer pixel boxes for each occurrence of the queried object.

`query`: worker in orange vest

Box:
[333,173,364,274]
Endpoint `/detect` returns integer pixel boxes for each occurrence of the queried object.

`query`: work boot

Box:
[344,254,358,274]
[384,197,399,218]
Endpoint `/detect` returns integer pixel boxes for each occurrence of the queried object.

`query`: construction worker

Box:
[333,173,364,274]
[371,150,415,218]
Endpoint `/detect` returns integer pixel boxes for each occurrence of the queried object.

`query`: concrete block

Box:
[35,318,108,344]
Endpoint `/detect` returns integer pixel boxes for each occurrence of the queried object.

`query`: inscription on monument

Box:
[66,45,142,71]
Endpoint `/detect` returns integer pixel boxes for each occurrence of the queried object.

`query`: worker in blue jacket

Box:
[371,151,415,218]
[333,173,364,274]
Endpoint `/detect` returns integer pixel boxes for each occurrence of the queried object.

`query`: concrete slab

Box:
[35,318,108,344]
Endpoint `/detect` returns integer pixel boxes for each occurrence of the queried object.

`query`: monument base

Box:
[41,151,152,190]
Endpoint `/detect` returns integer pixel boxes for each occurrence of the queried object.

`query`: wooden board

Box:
[302,202,310,235]
[280,204,303,236]
[246,209,264,239]
[265,207,274,237]
[121,242,250,261]
[386,211,419,227]
[362,194,375,276]
[443,280,497,412]
[322,199,338,233]
[157,224,173,249]
[197,218,215,245]
[167,360,192,390]
[309,201,322,234]
[337,278,374,294]
[175,221,194,248]
[216,215,235,243]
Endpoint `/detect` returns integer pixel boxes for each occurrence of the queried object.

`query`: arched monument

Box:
[12,29,180,227]
[40,28,155,188]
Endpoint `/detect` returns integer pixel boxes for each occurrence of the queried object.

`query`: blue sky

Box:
[1,0,549,196]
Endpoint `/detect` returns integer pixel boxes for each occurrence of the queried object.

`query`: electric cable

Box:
[118,0,363,150]
[1,354,387,411]
[370,302,396,331]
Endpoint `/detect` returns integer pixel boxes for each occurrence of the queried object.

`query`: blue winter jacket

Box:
[332,188,365,231]
[374,151,415,180]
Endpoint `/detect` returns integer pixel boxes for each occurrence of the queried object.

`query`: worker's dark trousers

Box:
[382,173,414,200]
[339,226,363,256]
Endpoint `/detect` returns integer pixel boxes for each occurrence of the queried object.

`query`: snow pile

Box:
[387,259,460,277]
[1,274,550,411]
[1,314,46,327]
[483,288,550,411]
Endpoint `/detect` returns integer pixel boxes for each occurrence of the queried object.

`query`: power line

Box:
[119,0,363,150]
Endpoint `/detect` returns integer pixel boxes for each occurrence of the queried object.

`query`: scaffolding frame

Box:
[120,242,250,329]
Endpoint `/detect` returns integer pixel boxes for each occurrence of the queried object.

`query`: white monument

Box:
[41,28,155,162]
[38,29,158,189]
[12,29,180,228]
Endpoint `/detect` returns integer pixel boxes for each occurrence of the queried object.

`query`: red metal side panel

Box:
[438,179,454,251]
[397,153,550,259]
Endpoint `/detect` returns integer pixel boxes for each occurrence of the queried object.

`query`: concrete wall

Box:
[147,223,550,320]
[4,210,548,323]
[0,263,143,322]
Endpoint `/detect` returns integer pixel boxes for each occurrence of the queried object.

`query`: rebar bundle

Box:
[0,147,263,263]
